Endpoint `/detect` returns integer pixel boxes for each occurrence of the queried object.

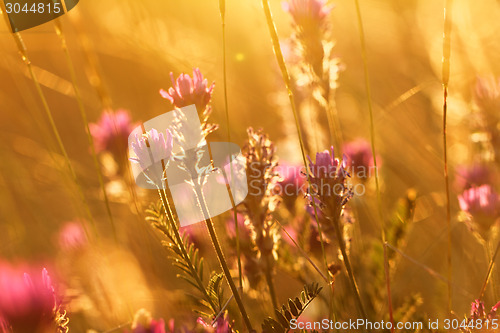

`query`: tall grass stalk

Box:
[441,0,453,315]
[479,241,500,299]
[53,20,117,241]
[353,0,391,328]
[219,0,243,290]
[0,10,97,237]
[192,185,254,331]
[260,0,349,325]
[69,12,144,218]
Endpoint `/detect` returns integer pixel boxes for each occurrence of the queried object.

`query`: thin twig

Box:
[219,0,243,290]
[353,0,390,329]
[53,19,117,240]
[442,0,453,315]
[260,0,333,317]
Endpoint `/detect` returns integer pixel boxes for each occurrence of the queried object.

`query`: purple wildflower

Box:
[307,147,349,209]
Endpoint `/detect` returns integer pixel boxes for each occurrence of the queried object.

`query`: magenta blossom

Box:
[126,309,166,333]
[160,68,215,112]
[454,164,493,191]
[277,162,306,196]
[470,299,500,320]
[342,139,379,180]
[459,185,500,233]
[58,221,88,252]
[0,264,57,333]
[307,147,347,184]
[90,109,136,159]
[197,315,232,333]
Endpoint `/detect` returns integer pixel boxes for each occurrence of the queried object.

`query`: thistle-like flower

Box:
[90,109,136,161]
[0,264,59,333]
[307,147,350,215]
[160,68,215,112]
[306,147,354,249]
[160,69,218,138]
[129,128,174,186]
[458,184,499,234]
[462,299,500,332]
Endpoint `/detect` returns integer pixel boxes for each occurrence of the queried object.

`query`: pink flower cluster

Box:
[160,68,215,112]
[0,263,57,333]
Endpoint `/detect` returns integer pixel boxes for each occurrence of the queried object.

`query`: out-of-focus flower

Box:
[475,76,500,113]
[58,221,88,252]
[277,162,306,198]
[197,314,232,333]
[0,264,57,333]
[90,109,136,160]
[454,164,493,191]
[126,309,166,333]
[283,0,332,32]
[160,68,215,113]
[226,213,251,243]
[342,139,379,181]
[459,185,500,233]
